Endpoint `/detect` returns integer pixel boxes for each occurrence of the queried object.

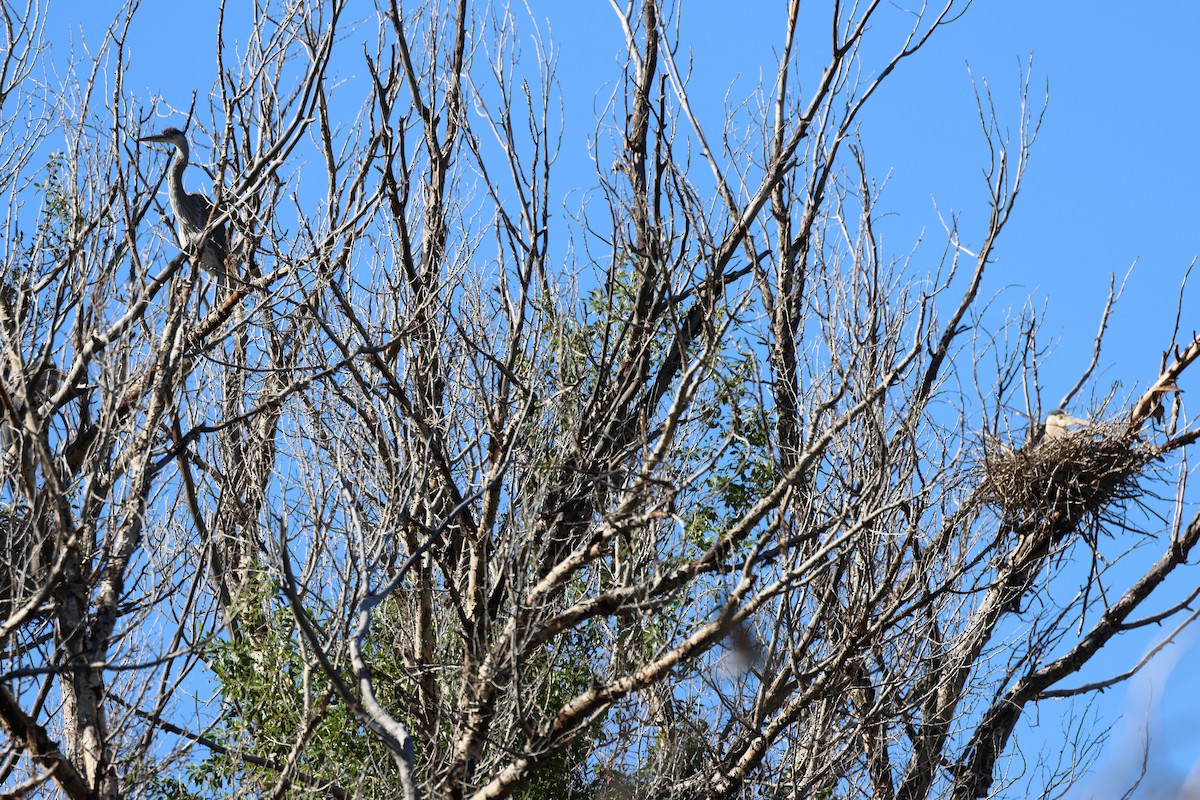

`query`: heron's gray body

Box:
[140,127,228,289]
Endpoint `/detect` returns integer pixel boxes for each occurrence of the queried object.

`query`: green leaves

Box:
[185,593,397,797]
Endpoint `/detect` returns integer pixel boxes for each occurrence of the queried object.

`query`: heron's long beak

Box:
[1057,414,1089,427]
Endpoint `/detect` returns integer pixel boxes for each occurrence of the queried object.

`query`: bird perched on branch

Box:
[139,126,229,293]
[1043,408,1090,440]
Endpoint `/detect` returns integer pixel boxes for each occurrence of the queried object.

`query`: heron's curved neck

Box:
[167,141,190,208]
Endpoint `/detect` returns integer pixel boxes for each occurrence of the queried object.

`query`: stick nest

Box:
[979,419,1155,527]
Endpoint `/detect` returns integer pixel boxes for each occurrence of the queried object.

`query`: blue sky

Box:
[520,11,1200,791]
[42,0,1200,794]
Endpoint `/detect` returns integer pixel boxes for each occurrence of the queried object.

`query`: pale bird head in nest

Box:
[1044,408,1090,440]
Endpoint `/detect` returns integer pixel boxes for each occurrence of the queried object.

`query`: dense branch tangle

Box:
[2,2,1200,800]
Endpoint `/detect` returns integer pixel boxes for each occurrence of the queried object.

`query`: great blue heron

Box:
[1044,408,1089,440]
[139,127,229,291]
